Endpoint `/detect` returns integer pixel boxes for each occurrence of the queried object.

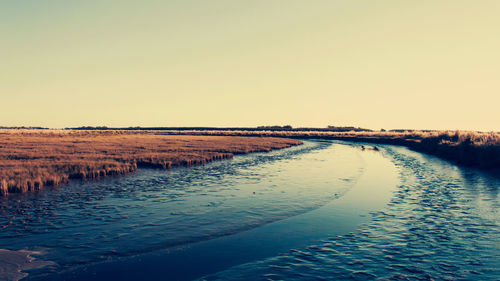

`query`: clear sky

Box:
[1,1,499,131]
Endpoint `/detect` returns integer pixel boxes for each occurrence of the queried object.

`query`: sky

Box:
[1,0,499,131]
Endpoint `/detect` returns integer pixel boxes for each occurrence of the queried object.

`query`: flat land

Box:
[152,129,500,171]
[0,130,302,195]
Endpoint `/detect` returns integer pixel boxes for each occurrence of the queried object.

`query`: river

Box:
[0,140,498,280]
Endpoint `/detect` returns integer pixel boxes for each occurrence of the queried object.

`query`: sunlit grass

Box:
[159,129,500,170]
[0,130,301,195]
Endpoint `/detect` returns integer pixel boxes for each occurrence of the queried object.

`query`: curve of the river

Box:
[201,144,500,281]
[0,140,498,280]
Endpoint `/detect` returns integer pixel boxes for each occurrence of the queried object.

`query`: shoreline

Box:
[23,140,399,281]
[0,130,302,195]
[137,130,500,173]
[1,128,498,196]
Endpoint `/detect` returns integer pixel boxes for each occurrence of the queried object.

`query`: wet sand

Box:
[0,249,55,281]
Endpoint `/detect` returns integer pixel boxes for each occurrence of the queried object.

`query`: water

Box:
[201,145,500,281]
[0,140,499,280]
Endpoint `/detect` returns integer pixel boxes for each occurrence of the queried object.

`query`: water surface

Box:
[1,140,498,280]
[1,141,365,279]
[201,145,500,280]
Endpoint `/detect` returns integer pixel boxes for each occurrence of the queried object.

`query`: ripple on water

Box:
[0,141,365,277]
[200,146,500,281]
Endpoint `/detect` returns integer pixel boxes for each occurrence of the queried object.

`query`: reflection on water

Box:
[202,145,500,281]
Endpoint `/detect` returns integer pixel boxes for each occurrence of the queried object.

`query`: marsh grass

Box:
[2,128,496,195]
[0,130,301,195]
[156,130,500,170]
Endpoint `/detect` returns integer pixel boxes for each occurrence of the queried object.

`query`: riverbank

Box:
[0,130,301,195]
[0,140,359,280]
[29,141,397,281]
[143,130,500,172]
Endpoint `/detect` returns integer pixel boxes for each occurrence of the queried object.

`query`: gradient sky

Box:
[1,1,499,130]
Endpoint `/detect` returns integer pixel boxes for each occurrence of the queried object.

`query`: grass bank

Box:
[0,130,301,195]
[150,130,500,171]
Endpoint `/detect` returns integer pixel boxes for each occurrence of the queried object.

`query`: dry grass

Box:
[151,129,500,170]
[0,130,301,195]
[2,128,496,195]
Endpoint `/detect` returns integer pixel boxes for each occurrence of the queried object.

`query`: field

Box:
[2,128,498,195]
[151,129,500,171]
[0,130,302,195]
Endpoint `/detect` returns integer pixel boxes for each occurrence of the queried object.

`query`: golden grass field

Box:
[0,130,302,195]
[2,128,498,195]
[156,129,500,170]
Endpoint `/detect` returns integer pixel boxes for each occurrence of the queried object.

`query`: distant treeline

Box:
[67,125,373,132]
[0,126,47,130]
